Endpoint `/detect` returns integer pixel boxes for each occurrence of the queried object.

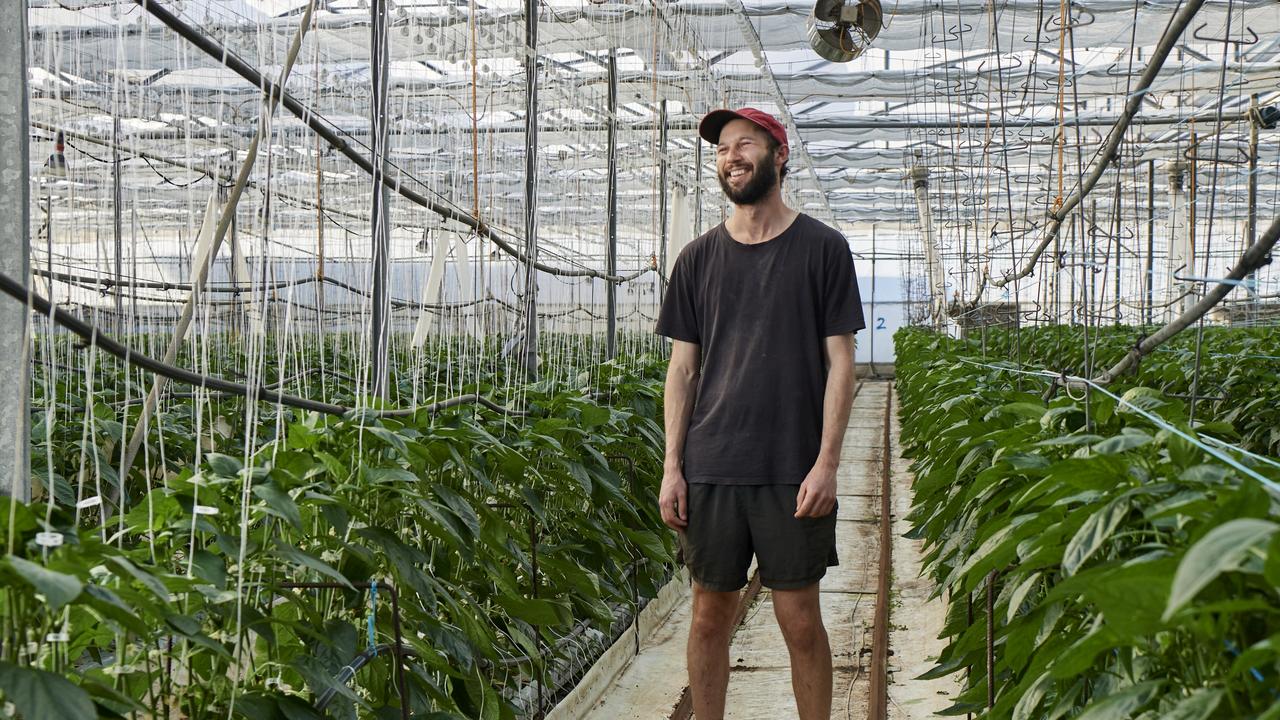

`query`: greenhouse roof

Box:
[23,0,1280,299]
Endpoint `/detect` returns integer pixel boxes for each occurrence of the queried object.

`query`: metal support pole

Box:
[1112,176,1122,325]
[1166,159,1189,320]
[605,48,618,360]
[1145,160,1155,324]
[112,95,124,328]
[869,223,877,376]
[657,99,669,302]
[1247,94,1260,325]
[520,0,540,379]
[1088,201,1097,328]
[694,142,703,232]
[910,167,946,328]
[368,0,392,399]
[0,3,30,501]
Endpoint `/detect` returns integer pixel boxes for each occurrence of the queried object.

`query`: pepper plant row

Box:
[3,336,673,719]
[896,327,1280,719]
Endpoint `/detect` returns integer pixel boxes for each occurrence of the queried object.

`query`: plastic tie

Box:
[368,580,378,656]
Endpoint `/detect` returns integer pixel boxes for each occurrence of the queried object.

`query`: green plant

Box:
[4,336,675,719]
[896,327,1280,719]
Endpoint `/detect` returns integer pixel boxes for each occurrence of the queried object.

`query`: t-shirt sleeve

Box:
[655,252,700,343]
[823,237,866,336]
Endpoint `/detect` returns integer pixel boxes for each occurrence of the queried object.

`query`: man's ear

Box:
[776,143,791,169]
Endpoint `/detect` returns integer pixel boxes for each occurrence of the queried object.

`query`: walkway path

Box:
[551,381,959,719]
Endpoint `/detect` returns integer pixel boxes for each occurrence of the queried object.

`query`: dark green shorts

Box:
[677,483,838,592]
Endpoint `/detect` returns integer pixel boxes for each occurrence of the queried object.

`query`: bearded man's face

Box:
[716,120,783,206]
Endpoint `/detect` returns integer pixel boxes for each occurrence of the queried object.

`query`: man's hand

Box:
[659,467,689,529]
[795,462,838,518]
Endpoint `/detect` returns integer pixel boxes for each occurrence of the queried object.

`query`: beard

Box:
[717,153,779,206]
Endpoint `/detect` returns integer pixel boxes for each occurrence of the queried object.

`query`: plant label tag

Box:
[45,632,70,643]
[193,505,219,515]
[76,496,103,510]
[35,532,64,547]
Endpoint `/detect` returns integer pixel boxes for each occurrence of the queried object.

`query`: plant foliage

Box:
[896,327,1280,719]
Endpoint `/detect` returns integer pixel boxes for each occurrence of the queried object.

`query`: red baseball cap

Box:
[699,107,789,149]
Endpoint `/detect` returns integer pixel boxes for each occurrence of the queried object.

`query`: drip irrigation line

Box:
[0,271,526,419]
[953,0,1209,313]
[131,0,643,285]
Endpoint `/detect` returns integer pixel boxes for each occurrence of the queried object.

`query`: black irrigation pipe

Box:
[315,643,419,712]
[277,582,409,720]
[131,0,645,285]
[0,270,525,418]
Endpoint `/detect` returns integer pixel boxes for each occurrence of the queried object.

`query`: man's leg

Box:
[772,582,832,720]
[687,582,740,720]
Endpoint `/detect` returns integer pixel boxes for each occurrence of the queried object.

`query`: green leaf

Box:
[578,404,611,428]
[231,693,279,720]
[1117,387,1167,414]
[1266,533,1280,587]
[366,425,409,455]
[495,595,565,626]
[1164,518,1279,620]
[0,661,96,720]
[998,402,1048,421]
[1161,689,1223,720]
[1062,498,1129,575]
[106,556,171,605]
[206,452,243,477]
[253,482,302,530]
[1012,671,1052,720]
[1091,432,1152,455]
[1074,680,1161,720]
[0,498,37,538]
[432,484,480,541]
[1079,559,1173,635]
[1006,571,1041,624]
[275,545,353,589]
[7,555,83,611]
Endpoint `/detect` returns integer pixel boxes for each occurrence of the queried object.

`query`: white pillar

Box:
[910,167,947,328]
[0,0,30,500]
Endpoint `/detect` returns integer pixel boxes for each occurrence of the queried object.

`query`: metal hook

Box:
[1044,5,1096,33]
[1182,141,1251,166]
[1191,24,1258,46]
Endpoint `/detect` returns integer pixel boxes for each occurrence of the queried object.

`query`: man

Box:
[655,108,864,719]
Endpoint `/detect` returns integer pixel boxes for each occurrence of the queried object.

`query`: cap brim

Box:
[698,109,745,145]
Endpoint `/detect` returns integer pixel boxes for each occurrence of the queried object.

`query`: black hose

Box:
[314,643,419,711]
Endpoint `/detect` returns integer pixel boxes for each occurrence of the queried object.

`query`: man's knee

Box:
[773,587,826,648]
[690,585,738,643]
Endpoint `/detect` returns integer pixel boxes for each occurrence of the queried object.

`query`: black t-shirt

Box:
[655,213,865,485]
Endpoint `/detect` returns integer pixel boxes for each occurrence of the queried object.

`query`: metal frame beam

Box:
[606,47,618,360]
[1,0,30,501]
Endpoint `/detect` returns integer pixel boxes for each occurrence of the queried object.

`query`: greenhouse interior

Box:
[1,0,1279,716]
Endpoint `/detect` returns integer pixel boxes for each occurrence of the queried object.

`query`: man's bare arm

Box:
[795,333,856,518]
[659,340,701,529]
